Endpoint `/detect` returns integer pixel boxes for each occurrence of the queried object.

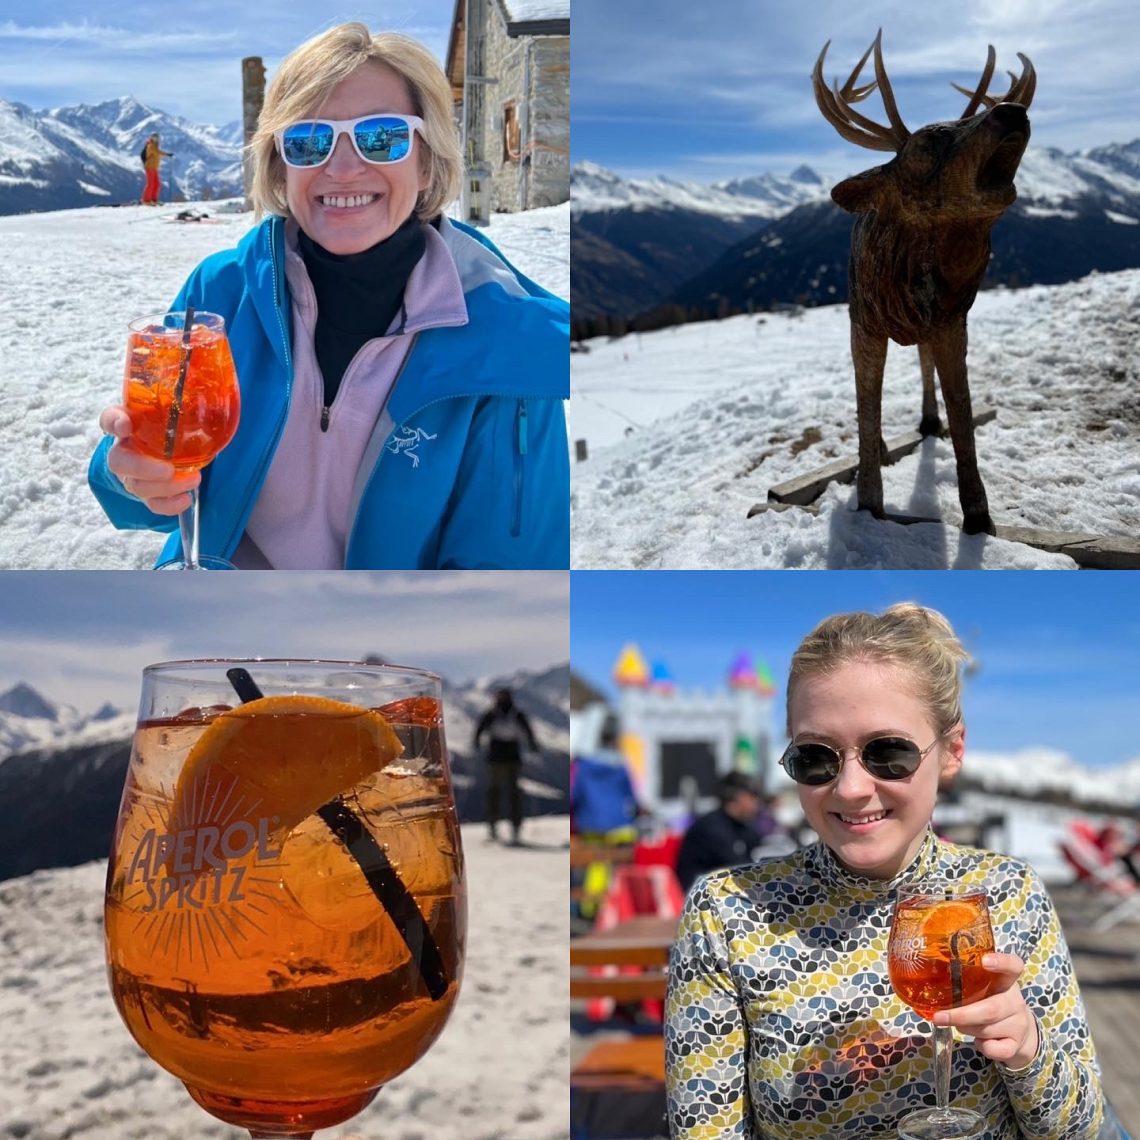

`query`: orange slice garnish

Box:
[168,694,403,841]
[918,900,983,944]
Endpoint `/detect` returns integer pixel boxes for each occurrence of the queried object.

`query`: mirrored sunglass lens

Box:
[353,116,413,162]
[282,122,334,166]
[862,737,922,778]
[785,745,840,785]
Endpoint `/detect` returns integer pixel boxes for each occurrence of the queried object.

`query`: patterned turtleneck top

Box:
[665,830,1113,1139]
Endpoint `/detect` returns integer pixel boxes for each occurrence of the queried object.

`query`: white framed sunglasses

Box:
[275,114,424,168]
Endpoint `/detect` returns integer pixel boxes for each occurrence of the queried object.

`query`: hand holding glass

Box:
[888,887,996,1140]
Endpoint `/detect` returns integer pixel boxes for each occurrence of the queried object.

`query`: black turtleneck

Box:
[297,213,427,416]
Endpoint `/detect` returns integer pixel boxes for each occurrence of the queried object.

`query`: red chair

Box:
[1059,820,1140,932]
[586,863,684,1022]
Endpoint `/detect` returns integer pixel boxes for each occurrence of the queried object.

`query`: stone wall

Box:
[483,7,569,211]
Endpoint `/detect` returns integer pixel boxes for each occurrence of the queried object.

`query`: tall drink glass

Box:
[123,311,240,569]
[104,659,466,1137]
[888,885,996,1140]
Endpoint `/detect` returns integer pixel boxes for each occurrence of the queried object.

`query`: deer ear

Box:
[831,168,884,213]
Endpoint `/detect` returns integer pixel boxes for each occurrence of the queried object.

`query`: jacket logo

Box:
[387,425,437,468]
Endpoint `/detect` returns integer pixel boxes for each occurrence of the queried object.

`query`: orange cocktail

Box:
[888,887,995,1139]
[888,891,996,1019]
[104,661,466,1138]
[124,315,240,470]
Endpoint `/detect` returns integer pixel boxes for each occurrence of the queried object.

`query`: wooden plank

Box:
[992,526,1140,570]
[571,941,672,968]
[570,840,636,869]
[570,969,668,1003]
[572,1036,665,1086]
[766,406,997,506]
[745,507,1140,570]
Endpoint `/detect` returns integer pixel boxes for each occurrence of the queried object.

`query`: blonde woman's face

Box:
[284,60,430,254]
[787,661,963,880]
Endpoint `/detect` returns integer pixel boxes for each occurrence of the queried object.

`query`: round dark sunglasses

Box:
[779,735,941,786]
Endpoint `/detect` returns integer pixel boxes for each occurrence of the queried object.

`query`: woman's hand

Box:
[98,405,200,516]
[933,952,1040,1070]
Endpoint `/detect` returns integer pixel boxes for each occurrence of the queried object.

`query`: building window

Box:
[502,102,521,163]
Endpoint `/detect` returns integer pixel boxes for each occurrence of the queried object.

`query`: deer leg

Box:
[928,320,994,535]
[917,342,942,437]
[851,322,888,517]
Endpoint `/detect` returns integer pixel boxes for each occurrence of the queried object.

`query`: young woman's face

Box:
[787,660,963,880]
[284,61,430,254]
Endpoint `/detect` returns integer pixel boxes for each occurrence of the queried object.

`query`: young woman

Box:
[91,23,568,569]
[666,603,1118,1139]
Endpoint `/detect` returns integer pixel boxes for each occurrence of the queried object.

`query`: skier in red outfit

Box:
[140,134,173,204]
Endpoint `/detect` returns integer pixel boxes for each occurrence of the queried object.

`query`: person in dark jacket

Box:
[474,688,538,844]
[675,771,767,892]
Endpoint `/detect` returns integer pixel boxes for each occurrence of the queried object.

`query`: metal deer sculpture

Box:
[814,31,1035,535]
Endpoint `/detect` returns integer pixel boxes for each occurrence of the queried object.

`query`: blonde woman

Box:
[92,23,568,569]
[666,604,1121,1139]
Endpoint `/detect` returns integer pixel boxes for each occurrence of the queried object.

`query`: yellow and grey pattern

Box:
[665,829,1108,1139]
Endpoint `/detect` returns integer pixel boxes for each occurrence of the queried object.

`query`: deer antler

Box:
[954,47,1036,116]
[813,29,910,153]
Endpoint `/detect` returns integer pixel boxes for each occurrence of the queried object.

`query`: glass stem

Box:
[931,1022,954,1120]
[179,486,200,570]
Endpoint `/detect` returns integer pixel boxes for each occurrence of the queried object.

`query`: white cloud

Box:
[0,572,568,711]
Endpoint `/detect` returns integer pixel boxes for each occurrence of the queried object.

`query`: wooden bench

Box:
[570,838,637,869]
[570,920,674,1138]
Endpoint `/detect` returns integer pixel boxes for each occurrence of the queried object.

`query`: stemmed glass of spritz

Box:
[123,310,240,569]
[104,659,467,1137]
[888,885,997,1140]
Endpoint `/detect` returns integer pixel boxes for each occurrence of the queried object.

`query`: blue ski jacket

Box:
[89,215,569,568]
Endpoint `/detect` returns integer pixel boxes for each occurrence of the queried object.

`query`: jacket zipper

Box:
[511,398,528,538]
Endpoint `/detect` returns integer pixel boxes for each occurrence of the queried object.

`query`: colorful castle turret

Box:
[610,643,774,811]
[612,642,650,688]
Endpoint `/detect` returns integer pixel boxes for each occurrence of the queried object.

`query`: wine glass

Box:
[123,310,241,569]
[104,659,467,1138]
[888,885,996,1140]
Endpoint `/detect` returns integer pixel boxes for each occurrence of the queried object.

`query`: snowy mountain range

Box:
[963,749,1140,810]
[571,140,1140,323]
[0,667,571,881]
[0,95,244,215]
[571,158,826,220]
[0,682,134,758]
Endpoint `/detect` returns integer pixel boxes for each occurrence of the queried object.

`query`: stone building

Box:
[446,0,570,217]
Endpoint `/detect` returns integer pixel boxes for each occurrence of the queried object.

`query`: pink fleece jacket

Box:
[233,219,469,569]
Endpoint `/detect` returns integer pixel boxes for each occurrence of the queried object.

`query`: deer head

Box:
[814,31,1035,224]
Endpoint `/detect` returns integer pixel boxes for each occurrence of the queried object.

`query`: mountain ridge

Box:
[571,141,1140,324]
[0,95,243,215]
[0,665,571,881]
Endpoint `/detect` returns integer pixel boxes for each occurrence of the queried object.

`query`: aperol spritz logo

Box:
[125,817,283,913]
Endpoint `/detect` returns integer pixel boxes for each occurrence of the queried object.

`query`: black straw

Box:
[225,667,448,1000]
[164,305,195,460]
[949,931,964,1007]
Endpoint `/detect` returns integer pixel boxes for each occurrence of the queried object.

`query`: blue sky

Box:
[0,572,566,712]
[0,2,457,126]
[572,0,1140,183]
[571,571,1140,769]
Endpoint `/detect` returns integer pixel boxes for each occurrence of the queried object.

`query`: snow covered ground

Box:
[0,199,569,570]
[0,814,570,1140]
[570,270,1140,568]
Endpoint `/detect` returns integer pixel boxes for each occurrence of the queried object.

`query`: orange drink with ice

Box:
[123,315,240,471]
[104,661,465,1138]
